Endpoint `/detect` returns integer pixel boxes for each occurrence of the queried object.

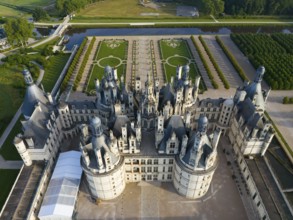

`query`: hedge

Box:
[73,37,96,91]
[61,37,88,91]
[215,36,249,82]
[198,36,230,89]
[190,36,219,89]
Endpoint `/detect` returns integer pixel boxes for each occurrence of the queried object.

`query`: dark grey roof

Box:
[21,84,49,119]
[237,98,263,130]
[159,84,175,108]
[243,66,266,111]
[158,115,186,152]
[112,115,130,137]
[182,132,212,168]
[22,102,52,148]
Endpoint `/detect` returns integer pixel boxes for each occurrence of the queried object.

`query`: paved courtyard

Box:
[76,144,248,220]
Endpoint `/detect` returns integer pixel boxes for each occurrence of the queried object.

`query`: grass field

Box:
[0,0,54,17]
[0,169,20,211]
[0,66,25,136]
[42,54,70,92]
[0,118,22,160]
[77,0,178,18]
[87,40,128,92]
[160,39,203,87]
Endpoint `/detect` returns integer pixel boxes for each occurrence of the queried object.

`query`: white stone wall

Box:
[173,158,215,199]
[85,161,125,200]
[124,157,174,182]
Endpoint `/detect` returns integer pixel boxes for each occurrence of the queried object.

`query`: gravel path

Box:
[203,35,243,88]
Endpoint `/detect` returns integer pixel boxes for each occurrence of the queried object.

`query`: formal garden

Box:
[231,33,293,90]
[86,39,128,93]
[159,39,205,90]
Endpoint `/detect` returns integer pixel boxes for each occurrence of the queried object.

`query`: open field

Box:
[0,0,54,17]
[159,39,202,86]
[77,0,180,18]
[87,39,128,92]
[0,169,19,211]
[0,66,24,136]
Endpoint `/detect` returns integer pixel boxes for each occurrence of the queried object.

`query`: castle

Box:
[14,64,274,200]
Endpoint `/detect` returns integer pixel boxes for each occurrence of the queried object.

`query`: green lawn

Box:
[0,118,22,160]
[0,169,19,211]
[0,66,25,136]
[87,40,128,93]
[160,39,202,85]
[42,54,70,92]
[0,0,54,17]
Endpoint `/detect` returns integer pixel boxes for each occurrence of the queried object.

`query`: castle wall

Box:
[173,156,217,199]
[83,158,125,200]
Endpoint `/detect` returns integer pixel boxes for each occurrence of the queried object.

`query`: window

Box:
[147,175,152,180]
[170,150,174,154]
[167,174,172,180]
[141,167,145,172]
[169,159,173,164]
[147,167,152,172]
[153,175,158,180]
[154,167,158,172]
[170,142,175,149]
[168,167,173,172]
[154,159,158,164]
[141,159,145,165]
[147,159,152,165]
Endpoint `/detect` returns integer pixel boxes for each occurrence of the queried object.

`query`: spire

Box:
[22,69,34,85]
[198,115,208,133]
[255,66,265,83]
[90,117,103,137]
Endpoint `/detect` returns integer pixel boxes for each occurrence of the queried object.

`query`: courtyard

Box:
[76,144,248,220]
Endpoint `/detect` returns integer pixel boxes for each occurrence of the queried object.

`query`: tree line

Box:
[175,0,293,16]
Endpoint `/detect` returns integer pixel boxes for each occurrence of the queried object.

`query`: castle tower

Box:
[173,115,220,199]
[21,69,49,120]
[80,117,125,200]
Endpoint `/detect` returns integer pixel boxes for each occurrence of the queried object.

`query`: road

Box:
[34,20,293,27]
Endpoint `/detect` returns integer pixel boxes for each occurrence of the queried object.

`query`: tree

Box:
[4,17,33,47]
[32,7,49,21]
[283,96,289,104]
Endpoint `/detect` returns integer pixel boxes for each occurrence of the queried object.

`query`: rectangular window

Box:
[147,159,152,165]
[147,175,152,180]
[141,167,145,172]
[154,159,158,164]
[147,167,152,172]
[154,167,158,172]
[170,142,175,149]
[169,159,173,164]
[167,174,172,180]
[141,159,145,165]
[168,167,173,172]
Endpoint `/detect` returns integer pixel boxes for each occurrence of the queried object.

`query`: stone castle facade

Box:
[14,65,274,200]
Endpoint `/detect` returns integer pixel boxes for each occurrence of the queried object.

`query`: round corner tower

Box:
[80,116,125,200]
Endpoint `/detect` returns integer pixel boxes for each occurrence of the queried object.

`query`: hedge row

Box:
[190,36,219,89]
[199,35,230,89]
[73,37,96,91]
[215,36,248,82]
[283,96,293,104]
[61,37,88,91]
